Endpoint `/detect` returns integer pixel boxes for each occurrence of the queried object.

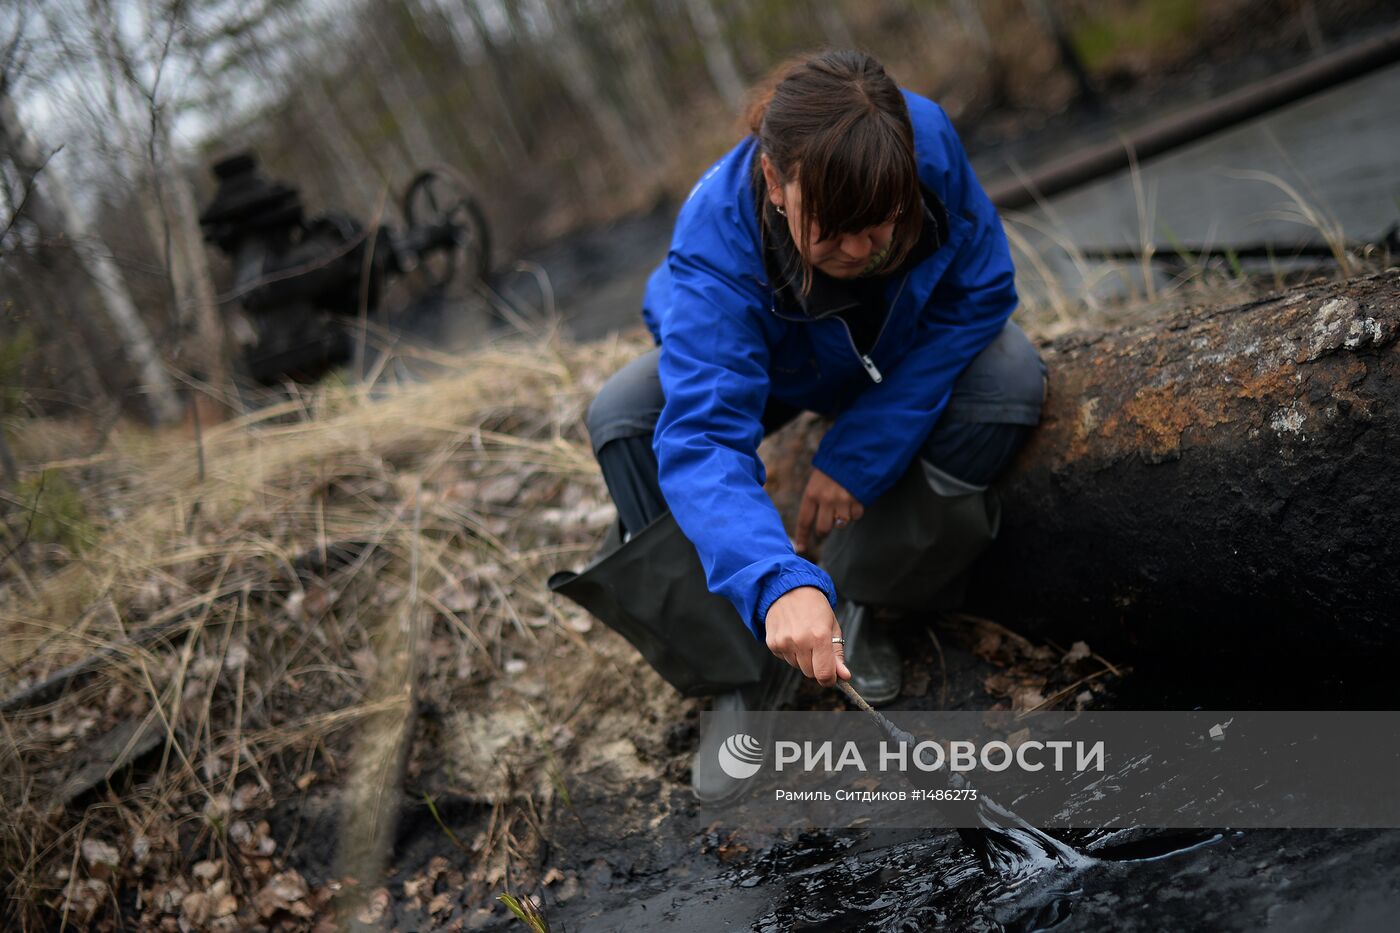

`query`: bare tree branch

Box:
[0,142,60,247]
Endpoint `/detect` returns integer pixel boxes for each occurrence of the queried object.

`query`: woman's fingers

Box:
[810,638,838,687]
[815,499,836,539]
[794,487,817,553]
[763,587,854,687]
[795,470,864,551]
[830,616,852,681]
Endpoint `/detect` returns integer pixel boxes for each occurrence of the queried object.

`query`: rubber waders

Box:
[549,459,999,695]
[820,458,1001,611]
[548,512,775,697]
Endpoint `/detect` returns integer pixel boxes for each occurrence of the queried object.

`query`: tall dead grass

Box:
[0,330,676,930]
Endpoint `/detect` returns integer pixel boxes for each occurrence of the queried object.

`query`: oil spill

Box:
[1082,828,1224,862]
[558,827,1400,932]
[538,623,1400,931]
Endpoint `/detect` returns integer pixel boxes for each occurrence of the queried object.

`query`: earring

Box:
[775,204,787,216]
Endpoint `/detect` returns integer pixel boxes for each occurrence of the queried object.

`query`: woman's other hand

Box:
[794,468,864,554]
[764,586,852,686]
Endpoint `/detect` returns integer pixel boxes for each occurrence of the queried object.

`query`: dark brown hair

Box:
[746,49,923,293]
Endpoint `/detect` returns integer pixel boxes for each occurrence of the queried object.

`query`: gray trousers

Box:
[551,322,1047,695]
[586,322,1046,534]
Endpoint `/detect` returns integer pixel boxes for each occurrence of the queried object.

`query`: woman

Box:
[551,49,1046,802]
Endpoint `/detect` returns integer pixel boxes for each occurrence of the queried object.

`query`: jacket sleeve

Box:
[810,128,1018,507]
[654,244,837,638]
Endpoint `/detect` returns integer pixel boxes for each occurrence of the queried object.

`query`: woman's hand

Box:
[793,468,864,554]
[764,586,852,686]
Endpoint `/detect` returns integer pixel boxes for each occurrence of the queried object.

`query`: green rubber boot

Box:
[821,459,1001,613]
[838,600,902,706]
[548,511,773,697]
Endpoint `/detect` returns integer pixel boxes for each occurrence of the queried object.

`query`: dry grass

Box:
[0,330,684,931]
[2,176,1390,927]
[1003,158,1395,339]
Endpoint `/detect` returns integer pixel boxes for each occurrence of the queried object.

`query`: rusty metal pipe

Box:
[986,27,1400,211]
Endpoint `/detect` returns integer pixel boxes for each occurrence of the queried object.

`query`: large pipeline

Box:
[760,271,1400,656]
[986,27,1400,211]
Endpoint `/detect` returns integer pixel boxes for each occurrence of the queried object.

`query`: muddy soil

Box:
[256,12,1400,928]
[266,612,1400,931]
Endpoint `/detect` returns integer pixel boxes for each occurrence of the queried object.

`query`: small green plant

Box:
[521,705,577,815]
[1225,246,1245,283]
[13,469,96,554]
[497,891,550,932]
[422,792,470,851]
[0,326,37,415]
[1072,0,1204,72]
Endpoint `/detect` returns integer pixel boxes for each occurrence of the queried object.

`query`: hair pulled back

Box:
[746,49,923,289]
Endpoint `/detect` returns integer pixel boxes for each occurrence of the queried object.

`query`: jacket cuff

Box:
[754,567,838,637]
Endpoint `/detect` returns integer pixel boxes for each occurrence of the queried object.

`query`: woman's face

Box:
[762,156,897,280]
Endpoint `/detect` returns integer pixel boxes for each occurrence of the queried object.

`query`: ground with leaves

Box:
[10,254,1397,929]
[0,309,1144,931]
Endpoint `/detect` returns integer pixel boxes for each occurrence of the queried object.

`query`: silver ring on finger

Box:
[834,517,849,528]
[832,637,845,645]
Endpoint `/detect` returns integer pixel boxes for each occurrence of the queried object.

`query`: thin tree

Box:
[87,0,232,396]
[681,0,746,113]
[0,84,183,425]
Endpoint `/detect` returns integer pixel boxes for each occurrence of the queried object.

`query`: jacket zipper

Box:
[832,316,883,383]
[766,270,910,385]
[843,271,910,384]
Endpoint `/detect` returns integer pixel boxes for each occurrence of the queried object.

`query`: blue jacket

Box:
[641,90,1017,638]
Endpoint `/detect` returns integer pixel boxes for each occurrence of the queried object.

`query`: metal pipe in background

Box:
[986,26,1400,211]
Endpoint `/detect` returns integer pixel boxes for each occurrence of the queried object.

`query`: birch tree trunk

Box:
[540,0,654,169]
[815,3,857,50]
[452,0,534,159]
[135,121,230,391]
[0,91,182,425]
[87,0,230,394]
[951,0,993,53]
[362,23,445,173]
[612,0,676,152]
[390,3,489,182]
[681,0,747,112]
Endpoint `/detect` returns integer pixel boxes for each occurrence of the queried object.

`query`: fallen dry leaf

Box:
[81,839,119,872]
[192,860,221,884]
[1012,686,1047,711]
[253,870,314,919]
[356,887,391,923]
[224,642,250,672]
[181,890,211,927]
[61,878,106,923]
[232,783,262,812]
